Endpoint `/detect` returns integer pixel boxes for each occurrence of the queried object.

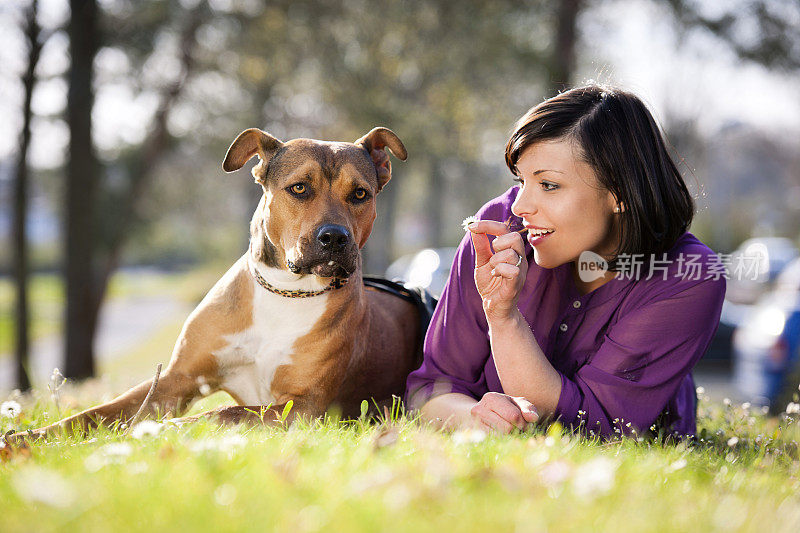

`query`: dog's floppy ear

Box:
[355,127,407,192]
[223,129,284,178]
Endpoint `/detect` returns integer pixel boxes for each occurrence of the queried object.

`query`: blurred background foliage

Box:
[1,0,799,383]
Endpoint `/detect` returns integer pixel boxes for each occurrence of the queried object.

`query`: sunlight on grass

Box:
[2,383,799,533]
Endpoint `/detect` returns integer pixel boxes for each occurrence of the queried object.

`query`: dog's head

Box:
[223,127,407,279]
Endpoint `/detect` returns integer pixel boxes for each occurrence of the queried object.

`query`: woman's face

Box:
[511,139,621,269]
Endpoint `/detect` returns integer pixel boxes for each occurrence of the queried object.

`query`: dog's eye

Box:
[289,183,307,195]
[353,188,368,201]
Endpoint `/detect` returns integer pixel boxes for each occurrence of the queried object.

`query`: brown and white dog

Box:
[15,127,421,438]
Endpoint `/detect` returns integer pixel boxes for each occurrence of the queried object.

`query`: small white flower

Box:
[130,420,163,439]
[85,442,134,472]
[12,467,75,508]
[723,398,731,406]
[461,215,479,232]
[219,434,247,450]
[786,402,800,415]
[104,442,133,456]
[1,400,22,419]
[696,386,705,395]
[452,428,487,445]
[539,460,571,487]
[741,402,751,410]
[572,457,618,497]
[727,437,739,447]
[189,434,248,454]
[667,458,688,472]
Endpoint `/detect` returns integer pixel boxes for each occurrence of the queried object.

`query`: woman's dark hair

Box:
[505,85,695,266]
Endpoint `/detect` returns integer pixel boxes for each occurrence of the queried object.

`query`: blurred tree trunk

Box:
[551,0,583,93]
[63,1,204,380]
[95,6,204,299]
[65,0,100,379]
[12,0,43,390]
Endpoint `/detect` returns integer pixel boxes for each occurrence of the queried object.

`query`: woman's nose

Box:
[511,192,536,218]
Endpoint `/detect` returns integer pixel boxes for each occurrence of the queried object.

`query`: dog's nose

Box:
[316,224,351,252]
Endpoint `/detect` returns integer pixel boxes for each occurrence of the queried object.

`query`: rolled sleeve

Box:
[552,275,726,437]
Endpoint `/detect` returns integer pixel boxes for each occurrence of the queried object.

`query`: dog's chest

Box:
[213,281,328,405]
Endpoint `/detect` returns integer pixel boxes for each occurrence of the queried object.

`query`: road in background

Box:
[0,294,191,393]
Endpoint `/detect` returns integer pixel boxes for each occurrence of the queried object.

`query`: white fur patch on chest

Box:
[214,259,328,405]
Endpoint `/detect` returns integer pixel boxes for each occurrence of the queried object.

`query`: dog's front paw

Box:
[3,428,46,446]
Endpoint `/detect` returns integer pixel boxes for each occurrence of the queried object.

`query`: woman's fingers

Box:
[468,220,526,270]
[471,403,514,434]
[468,220,511,237]
[489,248,522,269]
[490,262,520,280]
[473,393,532,432]
[470,230,494,268]
[510,396,539,424]
[491,231,526,259]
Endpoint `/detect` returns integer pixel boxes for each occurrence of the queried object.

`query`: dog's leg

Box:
[170,398,324,428]
[8,369,202,442]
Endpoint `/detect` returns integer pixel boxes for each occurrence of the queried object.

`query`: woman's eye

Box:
[290,183,307,195]
[540,181,558,191]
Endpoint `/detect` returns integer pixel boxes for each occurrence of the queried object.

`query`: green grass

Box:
[1,386,799,533]
[3,266,799,531]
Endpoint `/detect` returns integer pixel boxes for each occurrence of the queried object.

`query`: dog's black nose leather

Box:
[316,224,351,251]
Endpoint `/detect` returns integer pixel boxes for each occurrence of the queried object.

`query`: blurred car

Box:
[699,299,748,368]
[725,237,799,305]
[733,256,800,408]
[385,248,456,298]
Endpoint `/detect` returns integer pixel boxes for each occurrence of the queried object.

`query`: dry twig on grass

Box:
[124,363,162,435]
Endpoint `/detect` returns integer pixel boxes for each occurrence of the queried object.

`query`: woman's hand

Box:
[468,220,527,323]
[470,392,539,434]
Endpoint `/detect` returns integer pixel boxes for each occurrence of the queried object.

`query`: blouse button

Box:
[573,300,581,309]
[559,323,568,332]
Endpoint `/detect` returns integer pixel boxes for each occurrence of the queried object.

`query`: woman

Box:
[405,85,726,439]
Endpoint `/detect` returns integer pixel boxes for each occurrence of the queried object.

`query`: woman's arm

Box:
[467,220,562,418]
[418,393,479,430]
[467,220,726,437]
[486,312,562,419]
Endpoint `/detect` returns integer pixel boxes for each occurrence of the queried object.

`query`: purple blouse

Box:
[405,186,726,438]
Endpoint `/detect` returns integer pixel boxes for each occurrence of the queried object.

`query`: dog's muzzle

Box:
[316,224,351,253]
[288,224,357,279]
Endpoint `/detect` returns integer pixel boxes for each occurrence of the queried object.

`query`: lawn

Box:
[2,267,799,532]
[1,384,799,533]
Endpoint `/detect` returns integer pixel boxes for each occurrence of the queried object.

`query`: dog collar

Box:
[249,262,348,298]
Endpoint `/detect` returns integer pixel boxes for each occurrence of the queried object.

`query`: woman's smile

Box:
[526,227,555,246]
